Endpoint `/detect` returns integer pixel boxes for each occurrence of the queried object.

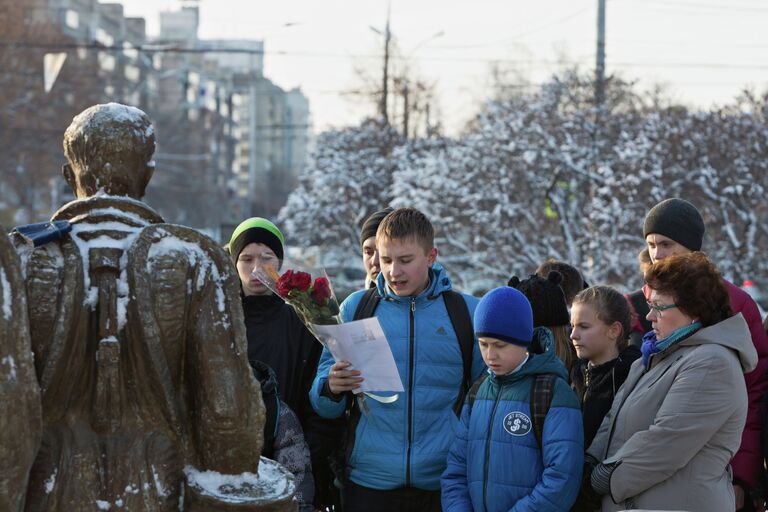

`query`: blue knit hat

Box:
[474,287,534,347]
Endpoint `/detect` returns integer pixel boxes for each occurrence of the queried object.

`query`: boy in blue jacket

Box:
[441,286,584,512]
[309,207,485,511]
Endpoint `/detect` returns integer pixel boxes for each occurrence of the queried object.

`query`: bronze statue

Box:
[14,103,295,511]
[0,231,42,511]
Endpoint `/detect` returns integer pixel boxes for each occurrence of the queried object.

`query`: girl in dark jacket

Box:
[569,286,641,448]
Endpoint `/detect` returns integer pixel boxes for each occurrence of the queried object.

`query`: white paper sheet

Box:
[312,317,404,394]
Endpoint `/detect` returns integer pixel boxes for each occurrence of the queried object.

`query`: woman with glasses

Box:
[581,252,758,512]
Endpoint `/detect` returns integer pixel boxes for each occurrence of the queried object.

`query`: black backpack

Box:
[467,368,556,449]
[249,360,280,459]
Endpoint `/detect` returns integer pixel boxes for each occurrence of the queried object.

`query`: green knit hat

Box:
[228,217,285,263]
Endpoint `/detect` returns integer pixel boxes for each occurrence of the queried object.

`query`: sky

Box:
[119,0,768,136]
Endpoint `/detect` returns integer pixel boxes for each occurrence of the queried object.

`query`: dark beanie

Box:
[359,207,394,247]
[643,198,705,251]
[228,217,285,263]
[508,271,570,328]
[474,287,534,347]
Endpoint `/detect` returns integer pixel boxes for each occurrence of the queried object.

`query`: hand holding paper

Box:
[314,317,404,395]
[328,360,364,395]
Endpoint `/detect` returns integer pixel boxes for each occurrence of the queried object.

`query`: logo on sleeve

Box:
[503,412,532,436]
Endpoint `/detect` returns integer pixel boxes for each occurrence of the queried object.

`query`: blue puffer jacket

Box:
[309,263,485,490]
[441,330,584,512]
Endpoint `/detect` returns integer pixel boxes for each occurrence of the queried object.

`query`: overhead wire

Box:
[4,41,768,72]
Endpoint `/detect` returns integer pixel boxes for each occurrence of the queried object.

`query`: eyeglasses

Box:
[646,301,678,315]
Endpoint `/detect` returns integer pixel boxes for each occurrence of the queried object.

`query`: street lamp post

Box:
[398,30,444,138]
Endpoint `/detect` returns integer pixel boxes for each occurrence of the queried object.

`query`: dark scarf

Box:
[641,321,702,367]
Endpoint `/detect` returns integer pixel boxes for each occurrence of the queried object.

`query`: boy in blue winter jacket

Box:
[441,286,584,512]
[309,207,485,512]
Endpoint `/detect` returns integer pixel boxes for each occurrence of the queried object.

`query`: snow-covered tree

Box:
[282,72,768,293]
[278,119,403,265]
[607,103,768,285]
[392,71,646,291]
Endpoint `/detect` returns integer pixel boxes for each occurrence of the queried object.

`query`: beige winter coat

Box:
[587,314,758,512]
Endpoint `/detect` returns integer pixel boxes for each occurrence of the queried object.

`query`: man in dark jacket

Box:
[229,217,320,419]
[359,207,393,289]
[229,217,343,510]
[642,198,768,511]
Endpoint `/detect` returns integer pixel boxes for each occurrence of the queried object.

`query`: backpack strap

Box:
[530,374,557,449]
[467,373,489,409]
[352,287,380,321]
[628,289,652,333]
[443,290,476,416]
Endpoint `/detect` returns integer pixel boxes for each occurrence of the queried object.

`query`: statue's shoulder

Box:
[128,224,238,296]
[128,224,242,328]
[130,224,231,269]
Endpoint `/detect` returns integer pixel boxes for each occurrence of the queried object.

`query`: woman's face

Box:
[645,288,696,339]
[570,302,620,365]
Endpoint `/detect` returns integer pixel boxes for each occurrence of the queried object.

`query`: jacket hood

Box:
[375,262,453,302]
[679,313,758,373]
[249,360,279,395]
[494,327,569,384]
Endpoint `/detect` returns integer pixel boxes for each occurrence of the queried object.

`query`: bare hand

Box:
[328,360,364,395]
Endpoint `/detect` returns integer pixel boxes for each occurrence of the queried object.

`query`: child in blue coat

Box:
[441,286,584,512]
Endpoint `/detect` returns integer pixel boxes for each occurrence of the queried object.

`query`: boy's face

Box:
[377,236,437,297]
[236,242,279,296]
[361,236,380,285]
[478,337,528,375]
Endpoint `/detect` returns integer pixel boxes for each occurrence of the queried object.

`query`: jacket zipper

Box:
[583,367,591,401]
[483,381,503,512]
[405,298,416,487]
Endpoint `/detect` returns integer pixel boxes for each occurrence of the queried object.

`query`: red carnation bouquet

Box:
[255,263,341,334]
[255,262,395,413]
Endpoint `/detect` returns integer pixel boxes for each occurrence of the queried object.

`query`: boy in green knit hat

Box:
[229,217,285,296]
[229,217,342,511]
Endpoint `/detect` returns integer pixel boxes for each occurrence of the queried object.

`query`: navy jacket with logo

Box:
[441,334,583,512]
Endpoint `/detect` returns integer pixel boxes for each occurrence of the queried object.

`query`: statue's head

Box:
[63,103,156,199]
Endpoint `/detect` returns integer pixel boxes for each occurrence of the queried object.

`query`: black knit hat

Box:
[228,217,285,264]
[508,271,570,328]
[359,207,394,247]
[643,198,705,251]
